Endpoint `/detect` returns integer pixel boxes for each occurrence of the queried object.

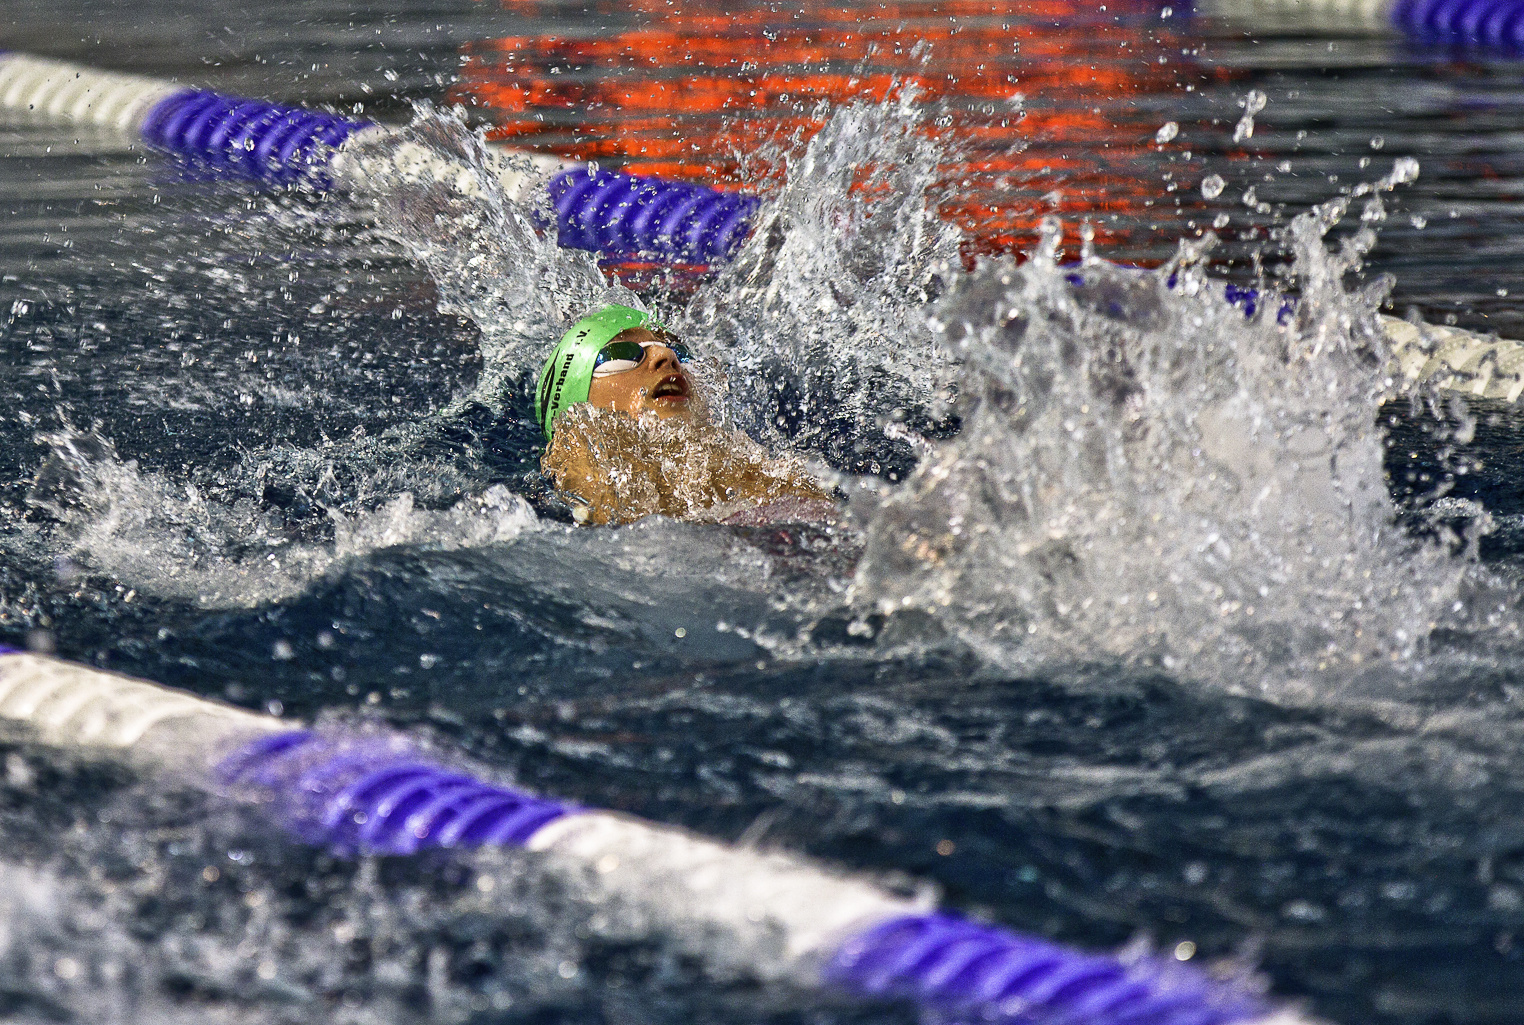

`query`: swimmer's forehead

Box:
[610,326,679,345]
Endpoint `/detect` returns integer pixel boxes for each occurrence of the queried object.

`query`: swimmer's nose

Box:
[645,345,681,372]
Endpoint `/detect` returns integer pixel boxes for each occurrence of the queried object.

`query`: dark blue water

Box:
[6,3,1524,1023]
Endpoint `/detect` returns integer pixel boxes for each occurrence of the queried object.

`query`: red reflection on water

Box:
[452,1,1204,259]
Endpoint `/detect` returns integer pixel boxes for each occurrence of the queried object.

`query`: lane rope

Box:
[4,52,1520,405]
[0,649,1311,1025]
[0,52,758,264]
[1195,0,1524,48]
[1072,264,1524,405]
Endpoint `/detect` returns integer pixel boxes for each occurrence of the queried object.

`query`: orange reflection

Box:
[453,1,1203,260]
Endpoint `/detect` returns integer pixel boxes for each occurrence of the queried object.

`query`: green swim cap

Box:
[535,304,654,440]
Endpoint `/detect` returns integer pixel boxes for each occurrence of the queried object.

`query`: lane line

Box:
[0,651,1312,1025]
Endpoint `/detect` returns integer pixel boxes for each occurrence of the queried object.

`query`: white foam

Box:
[32,434,540,608]
[851,198,1497,694]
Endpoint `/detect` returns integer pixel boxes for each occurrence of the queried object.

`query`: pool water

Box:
[5,1,1524,1022]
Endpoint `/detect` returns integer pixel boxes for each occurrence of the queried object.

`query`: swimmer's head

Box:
[535,305,698,439]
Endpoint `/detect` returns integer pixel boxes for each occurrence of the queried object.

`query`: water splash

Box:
[27,432,538,608]
[686,91,964,475]
[851,197,1491,694]
[344,96,969,484]
[344,108,626,411]
[6,96,977,614]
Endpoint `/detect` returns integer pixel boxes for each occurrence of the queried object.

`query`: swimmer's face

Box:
[586,328,700,422]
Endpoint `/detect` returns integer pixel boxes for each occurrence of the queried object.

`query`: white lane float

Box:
[0,649,1313,1025]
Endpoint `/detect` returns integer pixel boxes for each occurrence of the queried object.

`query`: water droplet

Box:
[1201,174,1226,199]
[1155,121,1179,145]
[1370,135,1385,150]
[1389,157,1421,185]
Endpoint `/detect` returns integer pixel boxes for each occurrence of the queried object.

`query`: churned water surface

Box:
[6,1,1524,1023]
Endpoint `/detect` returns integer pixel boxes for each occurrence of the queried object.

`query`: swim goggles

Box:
[591,333,693,377]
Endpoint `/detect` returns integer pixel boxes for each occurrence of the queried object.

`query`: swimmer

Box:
[535,304,838,526]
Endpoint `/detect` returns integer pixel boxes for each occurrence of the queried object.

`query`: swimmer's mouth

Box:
[651,374,690,401]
